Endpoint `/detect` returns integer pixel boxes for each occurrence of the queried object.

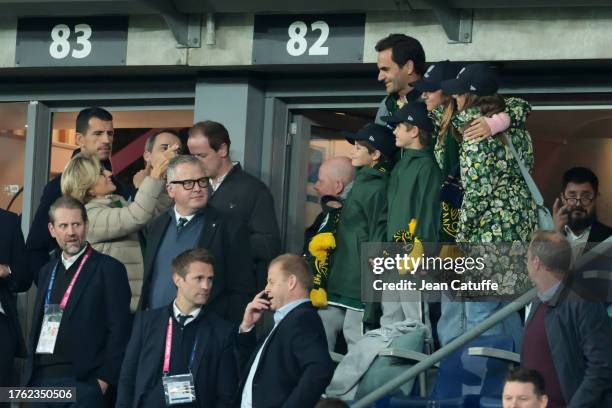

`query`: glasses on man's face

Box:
[169,177,208,190]
[562,194,594,206]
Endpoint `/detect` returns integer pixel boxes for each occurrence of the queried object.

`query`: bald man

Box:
[305,157,355,251]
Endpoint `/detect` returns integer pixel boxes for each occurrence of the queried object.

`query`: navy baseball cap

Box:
[411,60,461,93]
[440,63,499,96]
[381,102,434,133]
[346,123,398,158]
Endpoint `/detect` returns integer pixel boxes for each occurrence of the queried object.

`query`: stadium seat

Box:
[386,334,519,408]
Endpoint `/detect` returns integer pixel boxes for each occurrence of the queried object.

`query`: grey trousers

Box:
[318,305,364,351]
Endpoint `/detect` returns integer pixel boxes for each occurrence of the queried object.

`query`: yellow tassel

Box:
[309,232,336,263]
[310,288,328,307]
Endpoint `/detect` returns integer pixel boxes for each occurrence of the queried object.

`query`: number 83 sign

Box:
[253,14,365,65]
[16,17,128,67]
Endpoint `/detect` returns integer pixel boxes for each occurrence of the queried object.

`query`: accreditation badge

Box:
[163,373,196,405]
[35,304,63,354]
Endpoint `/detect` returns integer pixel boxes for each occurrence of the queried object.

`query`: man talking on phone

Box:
[236,254,334,408]
[552,167,612,261]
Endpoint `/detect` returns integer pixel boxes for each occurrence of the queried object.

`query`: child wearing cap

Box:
[381,102,442,325]
[320,123,396,351]
[439,63,537,345]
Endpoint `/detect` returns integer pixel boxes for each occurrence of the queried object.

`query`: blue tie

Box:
[177,217,188,233]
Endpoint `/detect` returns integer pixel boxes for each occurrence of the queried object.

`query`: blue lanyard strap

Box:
[45,261,61,306]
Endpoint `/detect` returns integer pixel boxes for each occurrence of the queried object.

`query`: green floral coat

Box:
[452,98,537,295]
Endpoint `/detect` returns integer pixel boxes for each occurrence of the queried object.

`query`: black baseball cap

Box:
[346,123,397,158]
[440,63,499,96]
[381,102,434,133]
[411,60,461,93]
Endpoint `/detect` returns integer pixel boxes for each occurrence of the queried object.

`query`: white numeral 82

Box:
[49,23,92,60]
[286,20,329,57]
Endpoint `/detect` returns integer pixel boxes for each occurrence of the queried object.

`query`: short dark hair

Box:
[529,230,572,275]
[76,107,113,135]
[375,34,426,75]
[144,129,180,152]
[271,254,313,291]
[171,248,215,279]
[562,167,598,194]
[188,121,231,152]
[49,196,88,224]
[505,368,546,397]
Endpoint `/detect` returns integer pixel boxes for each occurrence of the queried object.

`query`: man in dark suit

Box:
[26,107,133,283]
[139,155,254,325]
[25,197,132,407]
[237,254,334,408]
[117,248,238,408]
[553,167,612,260]
[187,120,280,291]
[0,209,32,388]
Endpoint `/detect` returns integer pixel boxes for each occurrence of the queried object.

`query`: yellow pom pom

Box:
[309,232,336,263]
[310,288,328,308]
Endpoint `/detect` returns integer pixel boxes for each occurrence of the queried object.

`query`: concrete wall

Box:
[2,8,612,69]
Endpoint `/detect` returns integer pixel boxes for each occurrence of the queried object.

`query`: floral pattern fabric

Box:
[452,97,538,295]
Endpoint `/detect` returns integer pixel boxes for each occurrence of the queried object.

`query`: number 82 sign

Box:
[253,14,365,65]
[16,17,128,67]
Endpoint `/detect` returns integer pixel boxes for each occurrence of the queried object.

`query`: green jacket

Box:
[387,149,442,244]
[327,164,390,309]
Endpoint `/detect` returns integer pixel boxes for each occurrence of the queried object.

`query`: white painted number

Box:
[309,21,329,55]
[49,23,93,60]
[49,24,71,59]
[286,20,329,57]
[72,24,92,59]
[286,21,308,56]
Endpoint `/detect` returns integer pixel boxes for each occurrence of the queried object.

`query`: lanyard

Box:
[45,246,93,309]
[162,317,200,376]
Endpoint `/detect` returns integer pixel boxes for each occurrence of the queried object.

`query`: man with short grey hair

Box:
[139,155,254,325]
[133,129,181,188]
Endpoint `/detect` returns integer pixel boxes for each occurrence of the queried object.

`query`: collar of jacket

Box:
[546,277,574,308]
[385,89,421,112]
[71,148,113,171]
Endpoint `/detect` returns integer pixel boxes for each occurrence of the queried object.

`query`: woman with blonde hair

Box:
[61,149,175,311]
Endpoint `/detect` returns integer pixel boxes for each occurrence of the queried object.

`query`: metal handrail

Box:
[351,288,537,408]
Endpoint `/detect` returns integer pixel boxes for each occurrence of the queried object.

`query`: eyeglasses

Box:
[562,194,594,206]
[169,177,208,190]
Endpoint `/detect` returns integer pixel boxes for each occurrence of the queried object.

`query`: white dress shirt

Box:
[172,300,202,326]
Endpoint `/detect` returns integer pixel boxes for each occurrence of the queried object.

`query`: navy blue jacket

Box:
[24,248,132,386]
[116,306,238,408]
[0,209,31,357]
[236,302,334,408]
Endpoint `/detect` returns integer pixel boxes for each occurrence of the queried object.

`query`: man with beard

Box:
[553,167,612,262]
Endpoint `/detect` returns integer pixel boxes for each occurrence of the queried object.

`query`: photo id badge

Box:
[163,373,196,406]
[36,304,62,354]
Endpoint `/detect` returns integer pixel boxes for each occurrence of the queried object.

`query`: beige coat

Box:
[86,176,168,312]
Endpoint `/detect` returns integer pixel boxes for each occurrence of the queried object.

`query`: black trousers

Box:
[0,312,17,387]
[29,374,107,408]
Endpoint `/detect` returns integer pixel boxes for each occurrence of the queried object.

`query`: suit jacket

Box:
[0,209,31,357]
[236,302,334,408]
[24,248,132,386]
[116,305,239,408]
[586,220,612,248]
[208,164,281,290]
[525,282,612,407]
[139,206,254,324]
[25,150,133,284]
